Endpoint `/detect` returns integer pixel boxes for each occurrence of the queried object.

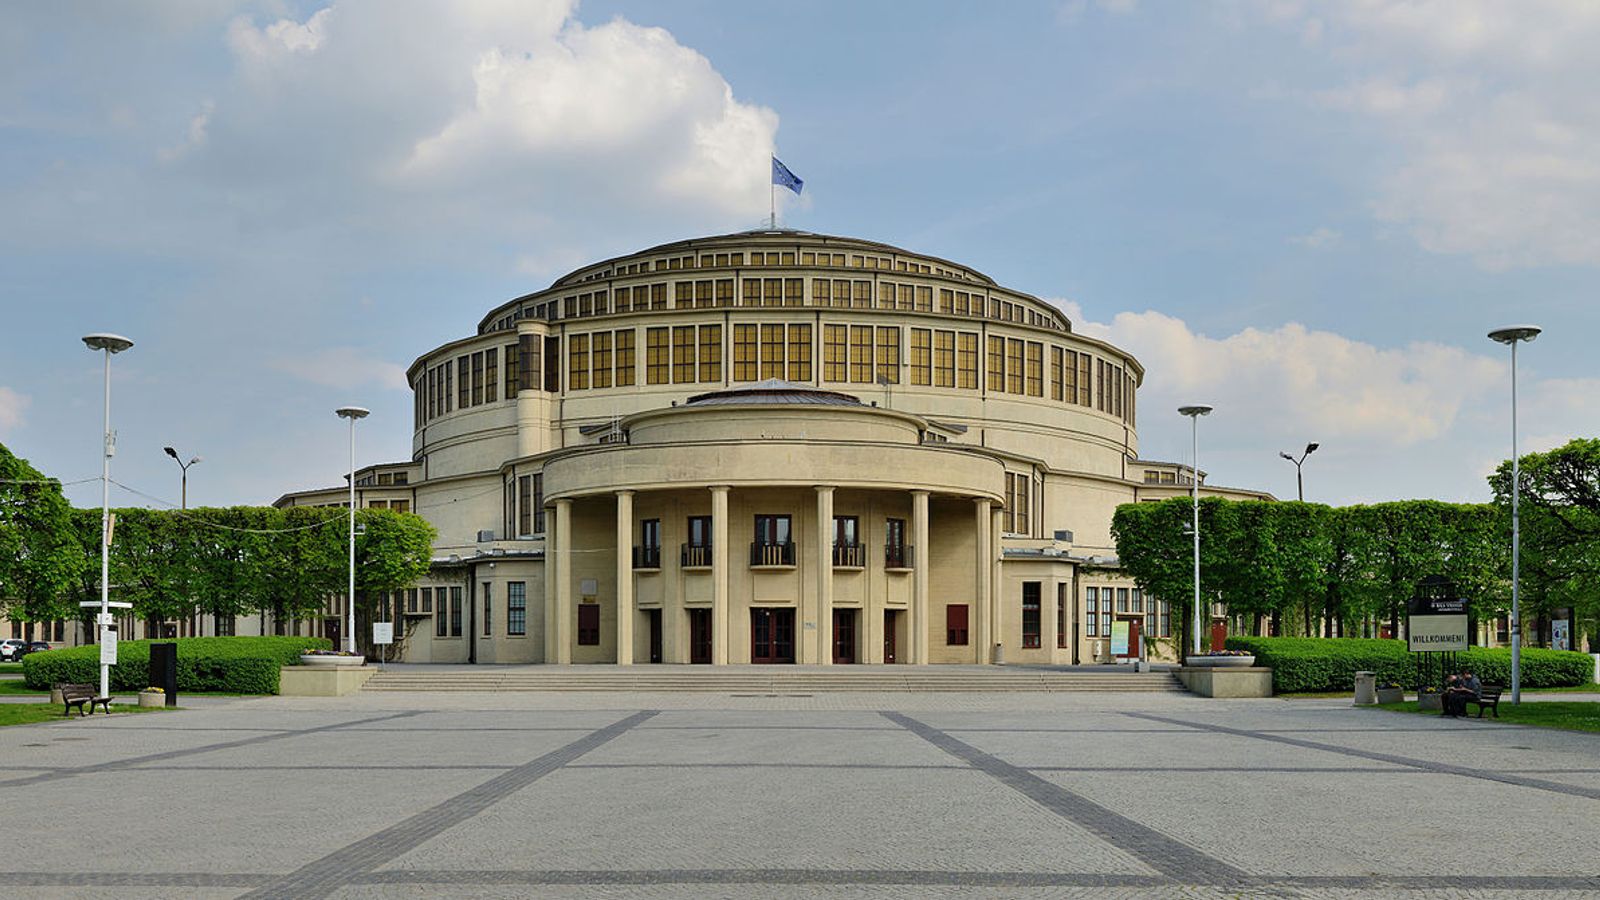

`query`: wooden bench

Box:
[1467,684,1503,718]
[59,682,112,717]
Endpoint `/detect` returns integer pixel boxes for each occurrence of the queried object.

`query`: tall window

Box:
[518,475,532,537]
[947,604,969,645]
[436,590,448,637]
[987,336,1005,391]
[787,324,812,381]
[615,329,636,386]
[885,517,907,568]
[754,514,791,545]
[852,280,872,308]
[508,582,526,635]
[672,326,696,383]
[646,327,670,384]
[849,325,873,383]
[909,328,932,386]
[215,614,236,637]
[1006,339,1024,394]
[760,324,785,379]
[450,587,463,637]
[957,333,978,389]
[934,331,955,387]
[1021,582,1041,648]
[472,351,485,405]
[1004,472,1031,535]
[683,516,709,567]
[875,327,900,384]
[482,583,493,636]
[458,357,471,408]
[1057,583,1069,648]
[485,348,498,403]
[568,334,589,390]
[823,325,847,382]
[1025,342,1043,397]
[733,324,758,381]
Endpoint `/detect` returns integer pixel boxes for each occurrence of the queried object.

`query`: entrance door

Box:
[1125,618,1143,659]
[689,609,712,664]
[750,608,795,664]
[832,609,856,664]
[883,611,898,664]
[647,609,662,664]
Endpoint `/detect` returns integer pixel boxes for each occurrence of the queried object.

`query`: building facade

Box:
[272,231,1273,666]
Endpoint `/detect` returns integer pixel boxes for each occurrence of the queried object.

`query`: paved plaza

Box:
[1,688,1597,898]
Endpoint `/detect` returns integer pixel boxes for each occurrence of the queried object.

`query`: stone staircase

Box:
[361,666,1187,693]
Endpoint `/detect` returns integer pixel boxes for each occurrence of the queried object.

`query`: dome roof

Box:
[685,379,864,407]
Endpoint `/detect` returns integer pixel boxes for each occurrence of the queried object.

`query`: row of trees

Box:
[1112,439,1600,656]
[1,443,436,634]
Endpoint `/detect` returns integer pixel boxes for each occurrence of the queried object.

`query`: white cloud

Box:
[0,387,29,432]
[271,347,409,391]
[1288,226,1340,248]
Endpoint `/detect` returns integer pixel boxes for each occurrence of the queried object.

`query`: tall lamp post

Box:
[335,406,369,655]
[1488,325,1540,705]
[1178,404,1214,657]
[1278,442,1319,502]
[163,447,202,509]
[83,333,133,700]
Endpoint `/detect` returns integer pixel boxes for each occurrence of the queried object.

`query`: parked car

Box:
[0,639,25,661]
[25,641,53,655]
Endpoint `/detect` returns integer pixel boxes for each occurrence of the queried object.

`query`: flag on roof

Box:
[771,156,803,195]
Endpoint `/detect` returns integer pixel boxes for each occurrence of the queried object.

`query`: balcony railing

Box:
[885,544,913,570]
[632,545,661,569]
[831,542,866,568]
[681,543,713,568]
[750,540,796,567]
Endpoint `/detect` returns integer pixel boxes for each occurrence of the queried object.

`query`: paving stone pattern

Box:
[0,690,1596,898]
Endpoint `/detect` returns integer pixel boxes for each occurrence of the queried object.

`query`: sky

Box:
[2,0,1596,511]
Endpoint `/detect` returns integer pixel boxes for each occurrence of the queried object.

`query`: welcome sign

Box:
[1407,575,1469,653]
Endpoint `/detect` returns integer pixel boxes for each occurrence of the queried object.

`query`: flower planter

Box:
[1417,692,1443,711]
[1184,655,1256,668]
[138,691,164,708]
[298,654,365,668]
[1375,687,1405,704]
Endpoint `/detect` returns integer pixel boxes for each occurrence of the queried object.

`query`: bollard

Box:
[1353,670,1377,706]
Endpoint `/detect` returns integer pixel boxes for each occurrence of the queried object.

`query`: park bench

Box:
[1467,684,1503,718]
[59,682,112,717]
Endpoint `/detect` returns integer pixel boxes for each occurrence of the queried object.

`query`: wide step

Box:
[362,669,1186,693]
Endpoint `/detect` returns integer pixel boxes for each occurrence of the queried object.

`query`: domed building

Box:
[274,231,1271,666]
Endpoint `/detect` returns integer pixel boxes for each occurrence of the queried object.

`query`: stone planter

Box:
[1375,687,1405,704]
[138,691,164,708]
[1417,692,1443,711]
[1184,655,1256,668]
[50,685,65,705]
[299,654,365,667]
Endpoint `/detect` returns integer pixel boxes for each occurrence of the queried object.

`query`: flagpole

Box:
[770,182,776,229]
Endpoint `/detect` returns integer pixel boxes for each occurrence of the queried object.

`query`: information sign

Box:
[372,622,394,646]
[99,625,118,665]
[1552,619,1570,651]
[1407,614,1468,652]
[1109,620,1130,657]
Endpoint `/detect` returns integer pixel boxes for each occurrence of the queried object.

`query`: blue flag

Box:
[771,156,803,195]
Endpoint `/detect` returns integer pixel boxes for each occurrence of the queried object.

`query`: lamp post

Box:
[1178,404,1214,657]
[1278,442,1319,502]
[1488,325,1540,706]
[83,333,133,700]
[335,407,369,655]
[162,447,202,510]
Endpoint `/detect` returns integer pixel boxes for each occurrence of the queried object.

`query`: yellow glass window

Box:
[1026,342,1043,397]
[784,278,803,307]
[672,326,695,383]
[876,326,900,384]
[787,324,812,382]
[716,279,734,307]
[934,330,955,388]
[958,332,978,389]
[615,329,635,386]
[569,334,589,391]
[699,324,722,383]
[812,279,830,306]
[909,328,932,386]
[592,331,612,389]
[823,325,847,383]
[763,278,782,307]
[760,324,785,379]
[733,324,758,381]
[987,336,1005,392]
[849,325,873,383]
[1007,339,1025,394]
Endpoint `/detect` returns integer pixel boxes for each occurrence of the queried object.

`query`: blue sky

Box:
[2,0,1596,510]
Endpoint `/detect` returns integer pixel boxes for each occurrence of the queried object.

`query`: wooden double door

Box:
[832,609,857,664]
[750,608,795,664]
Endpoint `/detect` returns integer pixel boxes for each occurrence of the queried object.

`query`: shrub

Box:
[21,636,331,694]
[1224,636,1594,694]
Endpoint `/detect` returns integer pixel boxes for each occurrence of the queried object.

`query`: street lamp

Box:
[1178,404,1214,657]
[1278,442,1319,502]
[1488,325,1540,705]
[163,447,203,510]
[335,406,369,655]
[83,333,133,700]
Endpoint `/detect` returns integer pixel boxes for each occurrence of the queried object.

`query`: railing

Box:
[681,543,713,568]
[632,545,661,569]
[750,541,796,567]
[832,542,866,568]
[884,544,913,570]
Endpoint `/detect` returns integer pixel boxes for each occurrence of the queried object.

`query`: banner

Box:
[1552,619,1570,651]
[1110,619,1130,657]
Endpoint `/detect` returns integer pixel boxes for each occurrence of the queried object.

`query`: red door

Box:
[883,611,898,664]
[832,609,856,664]
[689,609,712,664]
[1210,621,1227,652]
[751,608,795,664]
[1127,618,1143,659]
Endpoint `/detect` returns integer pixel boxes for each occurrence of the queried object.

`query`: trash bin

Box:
[149,642,179,708]
[1353,670,1377,706]
[993,643,1004,665]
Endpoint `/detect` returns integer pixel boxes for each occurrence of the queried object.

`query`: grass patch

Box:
[1278,691,1355,699]
[0,663,22,674]
[1375,700,1600,733]
[1525,683,1600,694]
[0,703,171,728]
[0,680,48,695]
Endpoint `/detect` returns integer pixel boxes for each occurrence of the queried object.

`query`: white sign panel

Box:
[99,625,118,665]
[1552,619,1570,652]
[372,622,394,645]
[1407,614,1468,652]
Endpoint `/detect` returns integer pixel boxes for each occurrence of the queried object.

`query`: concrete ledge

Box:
[1176,666,1273,698]
[279,666,377,697]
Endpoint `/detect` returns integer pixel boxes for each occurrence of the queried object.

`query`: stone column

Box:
[816,486,835,665]
[543,505,558,664]
[615,490,634,665]
[990,506,1005,665]
[912,490,930,665]
[974,499,991,664]
[710,485,730,665]
[554,498,573,665]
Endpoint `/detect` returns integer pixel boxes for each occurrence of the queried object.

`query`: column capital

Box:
[911,489,930,499]
[814,484,835,495]
[553,497,573,509]
[615,489,635,498]
[709,484,731,495]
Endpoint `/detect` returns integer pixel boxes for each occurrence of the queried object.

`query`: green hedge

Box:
[21,636,331,694]
[1223,636,1595,694]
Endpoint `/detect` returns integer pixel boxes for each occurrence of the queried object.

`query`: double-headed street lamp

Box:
[336,406,370,655]
[1178,403,1214,657]
[1278,442,1319,502]
[82,333,133,700]
[1488,325,1540,706]
[163,447,202,510]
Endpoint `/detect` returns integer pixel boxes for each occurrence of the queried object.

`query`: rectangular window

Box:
[646,327,670,384]
[957,333,978,389]
[1057,583,1069,649]
[568,334,589,390]
[674,282,693,309]
[1100,592,1111,638]
[698,324,722,383]
[614,329,635,386]
[742,278,762,307]
[1005,472,1031,535]
[578,604,600,645]
[1097,359,1108,412]
[852,280,871,308]
[947,604,969,646]
[1025,342,1043,397]
[823,325,847,382]
[482,583,492,636]
[672,325,696,383]
[716,278,734,307]
[544,336,560,391]
[909,328,932,386]
[1050,346,1064,402]
[1022,582,1041,649]
[812,279,830,306]
[1006,339,1024,394]
[733,324,758,381]
[787,324,812,382]
[215,614,235,637]
[485,347,499,403]
[1160,599,1172,637]
[849,325,873,383]
[686,515,711,548]
[1077,353,1092,406]
[518,475,532,537]
[763,277,782,307]
[450,587,463,637]
[898,283,915,310]
[1113,364,1124,419]
[1116,587,1129,614]
[614,285,631,313]
[422,586,434,614]
[472,351,485,405]
[508,582,526,636]
[987,336,1005,392]
[875,326,900,384]
[833,279,851,308]
[435,589,447,636]
[591,331,612,389]
[517,334,536,397]
[884,517,907,568]
[695,280,714,308]
[877,281,896,309]
[933,330,955,388]
[760,324,785,379]
[784,277,803,307]
[915,285,932,311]
[443,362,453,412]
[458,357,471,408]
[650,283,667,310]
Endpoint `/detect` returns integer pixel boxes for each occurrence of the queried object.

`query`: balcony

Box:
[885,544,913,571]
[831,542,866,568]
[681,543,713,569]
[632,545,661,570]
[750,540,796,567]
